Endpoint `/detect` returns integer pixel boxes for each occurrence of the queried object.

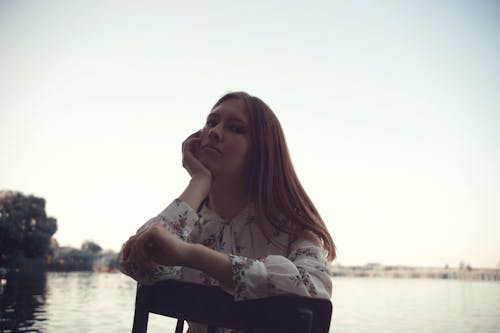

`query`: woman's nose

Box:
[208,124,222,141]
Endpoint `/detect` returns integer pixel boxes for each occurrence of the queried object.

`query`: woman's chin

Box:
[198,157,216,174]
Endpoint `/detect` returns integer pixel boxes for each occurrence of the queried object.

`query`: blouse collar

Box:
[199,201,255,224]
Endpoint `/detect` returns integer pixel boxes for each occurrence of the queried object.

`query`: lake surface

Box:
[0,272,499,332]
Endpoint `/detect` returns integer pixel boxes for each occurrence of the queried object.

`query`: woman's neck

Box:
[208,179,250,219]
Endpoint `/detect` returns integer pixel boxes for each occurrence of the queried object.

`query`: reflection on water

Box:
[0,272,47,332]
[0,273,499,333]
[0,272,178,333]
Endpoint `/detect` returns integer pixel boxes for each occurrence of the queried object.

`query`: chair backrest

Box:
[132,279,332,333]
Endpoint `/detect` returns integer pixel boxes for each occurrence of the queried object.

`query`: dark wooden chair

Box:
[132,280,333,333]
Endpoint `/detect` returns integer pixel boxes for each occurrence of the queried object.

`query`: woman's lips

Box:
[201,145,221,154]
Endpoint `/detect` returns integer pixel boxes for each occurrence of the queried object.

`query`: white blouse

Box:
[121,199,332,302]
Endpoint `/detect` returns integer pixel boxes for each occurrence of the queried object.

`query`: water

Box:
[332,278,500,333]
[0,272,499,332]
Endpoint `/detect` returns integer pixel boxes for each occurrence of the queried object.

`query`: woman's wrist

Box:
[179,175,211,211]
[191,173,211,190]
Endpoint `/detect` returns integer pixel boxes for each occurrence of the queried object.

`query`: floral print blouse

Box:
[121,198,332,301]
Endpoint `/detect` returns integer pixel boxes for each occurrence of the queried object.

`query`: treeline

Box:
[0,191,119,272]
[47,240,119,272]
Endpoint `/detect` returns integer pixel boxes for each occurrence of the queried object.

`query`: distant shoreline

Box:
[330,263,500,281]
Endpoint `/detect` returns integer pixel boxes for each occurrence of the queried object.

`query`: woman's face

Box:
[199,98,251,181]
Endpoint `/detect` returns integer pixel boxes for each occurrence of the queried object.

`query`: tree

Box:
[81,240,102,254]
[0,191,58,266]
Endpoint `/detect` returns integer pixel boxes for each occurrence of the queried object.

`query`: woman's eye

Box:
[230,125,246,134]
[206,119,217,127]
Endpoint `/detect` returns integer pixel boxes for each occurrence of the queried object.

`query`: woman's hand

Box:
[121,219,192,271]
[182,131,211,180]
[179,131,213,211]
[121,219,234,288]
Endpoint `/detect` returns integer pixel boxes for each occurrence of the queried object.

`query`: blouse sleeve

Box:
[120,199,199,285]
[228,238,332,301]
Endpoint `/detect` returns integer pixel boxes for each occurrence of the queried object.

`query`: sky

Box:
[1,0,499,268]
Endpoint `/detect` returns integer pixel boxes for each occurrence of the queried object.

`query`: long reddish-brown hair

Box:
[212,92,336,261]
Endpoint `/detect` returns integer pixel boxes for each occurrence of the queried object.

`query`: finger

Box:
[125,252,146,277]
[135,230,155,262]
[182,144,203,172]
[129,222,163,260]
[182,138,201,156]
[182,130,201,145]
[188,130,202,139]
[182,131,202,152]
[144,242,157,262]
[121,236,134,261]
[183,147,200,166]
[135,219,156,236]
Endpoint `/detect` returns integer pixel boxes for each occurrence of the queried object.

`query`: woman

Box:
[120,91,336,305]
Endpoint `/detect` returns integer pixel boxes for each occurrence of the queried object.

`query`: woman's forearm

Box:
[176,173,234,287]
[186,243,234,288]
